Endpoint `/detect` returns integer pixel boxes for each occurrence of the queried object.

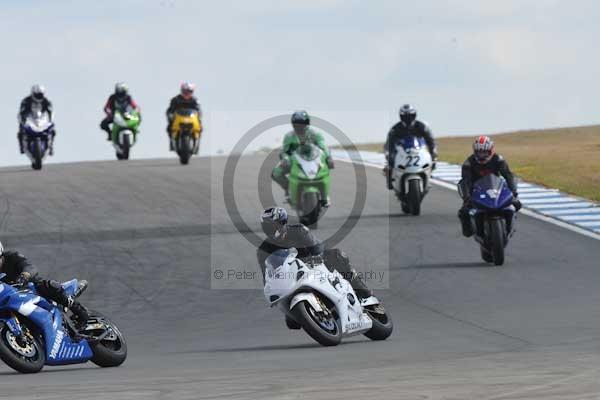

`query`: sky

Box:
[1,0,599,166]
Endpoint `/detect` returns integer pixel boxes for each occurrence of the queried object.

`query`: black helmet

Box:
[115,82,128,99]
[260,207,288,239]
[291,110,310,126]
[31,84,45,102]
[399,104,417,127]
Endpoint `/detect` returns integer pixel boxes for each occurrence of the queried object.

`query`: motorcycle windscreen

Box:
[471,174,513,209]
[265,248,298,277]
[296,144,321,161]
[175,108,197,117]
[399,136,425,151]
[25,111,52,133]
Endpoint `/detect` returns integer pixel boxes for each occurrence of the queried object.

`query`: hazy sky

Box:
[1,0,599,166]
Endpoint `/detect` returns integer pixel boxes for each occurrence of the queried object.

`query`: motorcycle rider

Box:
[100,82,141,141]
[257,207,372,308]
[383,104,437,190]
[458,136,522,237]
[0,241,89,328]
[166,82,202,151]
[18,84,56,156]
[272,111,335,201]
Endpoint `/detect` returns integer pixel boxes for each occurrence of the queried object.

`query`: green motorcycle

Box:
[111,106,140,160]
[288,143,331,227]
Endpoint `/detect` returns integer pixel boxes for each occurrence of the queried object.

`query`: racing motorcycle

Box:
[21,110,54,170]
[111,106,141,160]
[459,174,517,266]
[288,144,331,227]
[391,136,433,215]
[170,108,202,165]
[0,273,127,373]
[264,248,393,346]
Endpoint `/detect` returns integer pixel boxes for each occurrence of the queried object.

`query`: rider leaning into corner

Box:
[257,207,372,308]
[383,104,438,190]
[166,82,202,152]
[100,82,141,141]
[18,84,56,156]
[457,136,522,237]
[271,111,335,203]
[0,241,89,328]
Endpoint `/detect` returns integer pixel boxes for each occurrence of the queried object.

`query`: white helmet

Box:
[0,241,4,256]
[31,84,46,102]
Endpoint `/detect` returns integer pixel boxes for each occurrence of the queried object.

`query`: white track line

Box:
[332,152,600,241]
[529,202,594,209]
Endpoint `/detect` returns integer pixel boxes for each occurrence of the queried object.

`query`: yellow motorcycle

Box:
[170,109,202,165]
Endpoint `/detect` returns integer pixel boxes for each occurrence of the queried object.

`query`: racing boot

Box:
[458,208,473,237]
[68,298,90,330]
[18,132,24,154]
[383,165,393,190]
[349,270,373,301]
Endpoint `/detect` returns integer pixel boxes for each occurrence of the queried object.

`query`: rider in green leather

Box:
[272,111,334,198]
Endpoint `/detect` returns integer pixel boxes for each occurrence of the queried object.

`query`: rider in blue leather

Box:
[0,241,89,328]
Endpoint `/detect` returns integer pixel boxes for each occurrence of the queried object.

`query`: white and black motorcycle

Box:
[391,136,434,215]
[264,248,393,346]
[21,109,54,170]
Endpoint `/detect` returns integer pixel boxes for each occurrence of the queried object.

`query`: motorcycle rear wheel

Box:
[86,311,127,368]
[363,304,393,341]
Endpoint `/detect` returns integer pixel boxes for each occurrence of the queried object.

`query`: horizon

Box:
[2,1,599,167]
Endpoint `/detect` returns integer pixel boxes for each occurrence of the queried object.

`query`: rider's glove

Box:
[513,196,522,211]
[280,157,291,170]
[17,272,31,286]
[326,156,335,169]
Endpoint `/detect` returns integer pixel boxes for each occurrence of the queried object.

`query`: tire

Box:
[178,135,192,165]
[291,298,341,346]
[407,179,422,216]
[86,311,127,368]
[401,201,410,214]
[120,135,130,160]
[300,192,320,227]
[489,218,505,266]
[363,304,393,341]
[480,245,493,263]
[0,321,45,373]
[32,139,43,170]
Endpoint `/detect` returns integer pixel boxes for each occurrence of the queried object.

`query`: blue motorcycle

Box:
[460,174,517,266]
[0,273,127,373]
[21,110,54,170]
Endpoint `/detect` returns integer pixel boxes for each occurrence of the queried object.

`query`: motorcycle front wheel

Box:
[291,296,341,346]
[489,218,505,266]
[0,321,45,373]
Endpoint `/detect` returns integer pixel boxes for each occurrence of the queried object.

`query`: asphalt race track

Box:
[1,155,600,400]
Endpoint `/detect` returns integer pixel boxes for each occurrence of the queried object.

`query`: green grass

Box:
[343,125,600,202]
